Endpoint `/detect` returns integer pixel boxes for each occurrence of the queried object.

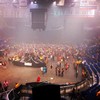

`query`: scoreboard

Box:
[79,0,97,17]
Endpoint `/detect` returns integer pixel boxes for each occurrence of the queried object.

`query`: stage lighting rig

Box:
[31,0,60,4]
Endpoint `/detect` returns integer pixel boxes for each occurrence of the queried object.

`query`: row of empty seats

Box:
[82,45,100,100]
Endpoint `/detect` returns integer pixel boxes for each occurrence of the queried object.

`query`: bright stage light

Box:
[30,1,34,5]
[57,0,64,6]
[29,1,39,9]
[12,0,17,3]
[34,1,37,4]
[53,1,56,6]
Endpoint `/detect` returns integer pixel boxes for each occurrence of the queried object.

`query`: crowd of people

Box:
[5,42,87,78]
[0,33,99,99]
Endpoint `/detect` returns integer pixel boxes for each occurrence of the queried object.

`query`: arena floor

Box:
[0,59,82,89]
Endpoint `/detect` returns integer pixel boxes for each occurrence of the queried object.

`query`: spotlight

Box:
[30,1,34,5]
[12,0,17,3]
[34,1,37,4]
[53,1,56,6]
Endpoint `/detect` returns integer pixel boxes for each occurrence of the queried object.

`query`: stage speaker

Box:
[30,9,47,30]
[32,83,60,100]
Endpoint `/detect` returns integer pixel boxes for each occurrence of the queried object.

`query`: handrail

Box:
[0,89,15,100]
[60,77,92,94]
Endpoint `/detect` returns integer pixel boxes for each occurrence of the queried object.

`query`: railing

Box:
[60,78,91,95]
[0,77,92,100]
[0,89,15,100]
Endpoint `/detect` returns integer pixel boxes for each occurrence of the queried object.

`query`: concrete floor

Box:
[0,59,82,89]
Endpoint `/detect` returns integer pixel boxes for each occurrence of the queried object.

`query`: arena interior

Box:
[0,0,100,100]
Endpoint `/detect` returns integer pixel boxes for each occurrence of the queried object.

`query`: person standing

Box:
[36,76,41,82]
[61,68,64,77]
[58,68,61,76]
[0,82,3,92]
[40,67,43,75]
[3,80,9,91]
[55,66,58,76]
[50,64,53,69]
[43,67,47,74]
[76,70,78,78]
[15,83,20,89]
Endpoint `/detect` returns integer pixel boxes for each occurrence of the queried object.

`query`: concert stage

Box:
[12,60,46,68]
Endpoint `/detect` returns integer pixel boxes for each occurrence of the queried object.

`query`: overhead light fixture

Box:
[34,1,37,4]
[53,1,56,6]
[12,0,18,3]
[30,1,34,5]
